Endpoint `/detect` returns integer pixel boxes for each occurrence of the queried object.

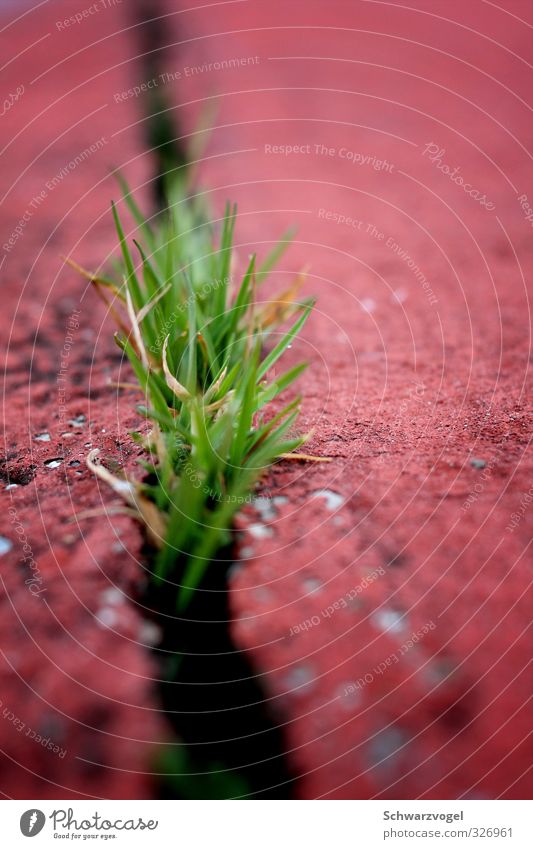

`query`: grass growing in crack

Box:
[72,176,314,610]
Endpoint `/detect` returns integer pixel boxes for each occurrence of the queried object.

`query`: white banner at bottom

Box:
[1,799,530,848]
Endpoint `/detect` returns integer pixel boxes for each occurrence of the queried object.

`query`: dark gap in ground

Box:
[141,552,295,799]
[129,3,295,799]
[0,462,36,486]
[134,0,189,211]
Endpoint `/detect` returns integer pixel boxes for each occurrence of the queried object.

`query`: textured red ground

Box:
[1,0,532,799]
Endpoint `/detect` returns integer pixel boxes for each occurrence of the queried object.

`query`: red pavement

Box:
[1,0,532,798]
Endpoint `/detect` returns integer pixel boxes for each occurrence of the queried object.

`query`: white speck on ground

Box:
[0,537,13,555]
[95,608,118,628]
[247,522,274,539]
[311,489,345,511]
[367,727,409,773]
[284,665,316,693]
[44,459,63,469]
[139,621,162,646]
[302,577,322,593]
[360,298,377,313]
[100,588,124,606]
[252,496,276,521]
[391,288,408,303]
[372,607,406,635]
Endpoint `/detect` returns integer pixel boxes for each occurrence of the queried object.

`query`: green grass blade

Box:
[111,201,143,310]
[257,302,313,380]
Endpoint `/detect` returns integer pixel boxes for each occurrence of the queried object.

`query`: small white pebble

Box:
[61,534,77,545]
[302,577,322,594]
[100,587,124,606]
[311,489,344,511]
[368,727,408,772]
[139,621,162,646]
[284,665,315,693]
[252,496,276,521]
[44,458,63,469]
[392,288,408,304]
[95,608,118,628]
[5,484,18,491]
[34,432,50,442]
[372,607,406,635]
[247,522,274,540]
[0,536,13,555]
[360,298,376,313]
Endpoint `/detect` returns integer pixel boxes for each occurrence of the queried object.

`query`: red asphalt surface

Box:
[1,0,532,798]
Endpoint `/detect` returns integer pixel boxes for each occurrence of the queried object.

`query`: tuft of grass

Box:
[73,176,314,609]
